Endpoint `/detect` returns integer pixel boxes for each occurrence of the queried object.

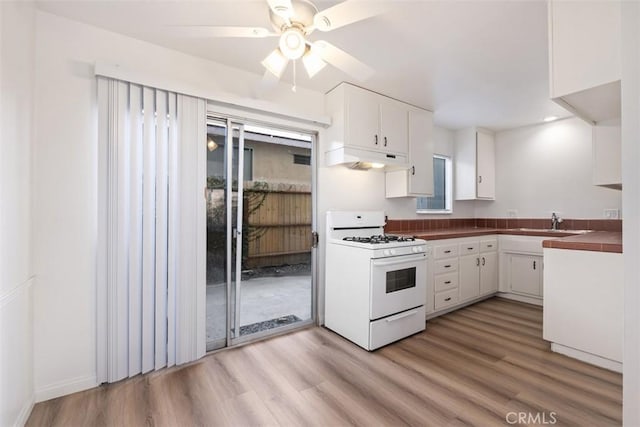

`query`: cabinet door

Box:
[459,254,480,301]
[593,123,621,188]
[476,131,495,199]
[480,252,498,295]
[549,0,621,98]
[345,86,380,149]
[379,98,408,155]
[408,109,434,195]
[509,254,543,297]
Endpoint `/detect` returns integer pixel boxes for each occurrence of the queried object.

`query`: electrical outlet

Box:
[507,209,518,218]
[604,209,619,219]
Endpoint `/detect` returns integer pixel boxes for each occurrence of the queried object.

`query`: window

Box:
[293,154,311,166]
[417,155,452,214]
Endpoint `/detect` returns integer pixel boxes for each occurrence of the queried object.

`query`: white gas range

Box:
[325,211,428,350]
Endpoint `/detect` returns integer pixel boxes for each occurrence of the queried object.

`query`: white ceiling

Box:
[35,0,571,131]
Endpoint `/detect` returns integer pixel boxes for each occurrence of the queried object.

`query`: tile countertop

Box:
[402,228,622,253]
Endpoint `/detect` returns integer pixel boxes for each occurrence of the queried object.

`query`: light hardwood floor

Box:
[27,298,622,426]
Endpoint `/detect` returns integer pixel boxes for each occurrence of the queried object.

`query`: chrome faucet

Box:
[551,212,563,230]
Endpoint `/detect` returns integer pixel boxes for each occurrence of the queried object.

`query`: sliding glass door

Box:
[206,118,315,351]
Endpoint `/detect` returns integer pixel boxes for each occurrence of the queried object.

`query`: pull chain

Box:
[292,60,297,92]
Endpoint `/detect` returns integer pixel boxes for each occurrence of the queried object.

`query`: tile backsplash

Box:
[384,218,622,233]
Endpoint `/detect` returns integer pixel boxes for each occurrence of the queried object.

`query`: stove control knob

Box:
[411,247,418,253]
[390,249,396,255]
[418,246,424,252]
[383,250,391,256]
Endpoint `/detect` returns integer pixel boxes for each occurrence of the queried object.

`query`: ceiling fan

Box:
[175,0,387,88]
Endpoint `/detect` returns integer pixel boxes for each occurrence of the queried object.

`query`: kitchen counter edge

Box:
[402,228,622,253]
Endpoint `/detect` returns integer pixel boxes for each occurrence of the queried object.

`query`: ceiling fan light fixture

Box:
[262,48,289,78]
[302,48,326,78]
[279,27,306,59]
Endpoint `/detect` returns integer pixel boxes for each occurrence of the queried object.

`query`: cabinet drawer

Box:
[369,306,426,350]
[434,244,458,259]
[434,289,459,310]
[434,259,459,275]
[459,242,479,255]
[434,272,458,292]
[481,239,497,253]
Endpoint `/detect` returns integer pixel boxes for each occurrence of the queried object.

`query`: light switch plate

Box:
[604,209,619,219]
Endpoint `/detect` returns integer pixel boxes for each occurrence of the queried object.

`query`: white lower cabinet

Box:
[427,236,497,317]
[498,236,546,304]
[508,254,543,297]
[479,251,498,295]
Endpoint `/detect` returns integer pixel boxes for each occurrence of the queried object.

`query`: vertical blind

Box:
[97,77,206,383]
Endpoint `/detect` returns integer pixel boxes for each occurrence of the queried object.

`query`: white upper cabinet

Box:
[325,83,409,167]
[342,85,380,150]
[385,109,434,198]
[593,120,622,190]
[379,98,409,155]
[454,128,495,200]
[548,0,621,123]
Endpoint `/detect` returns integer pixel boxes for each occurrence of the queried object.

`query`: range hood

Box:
[325,146,408,170]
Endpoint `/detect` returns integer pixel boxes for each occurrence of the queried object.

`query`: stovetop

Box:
[342,235,417,245]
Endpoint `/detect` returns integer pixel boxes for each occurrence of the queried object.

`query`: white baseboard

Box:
[35,375,97,403]
[496,292,543,306]
[551,343,623,373]
[14,394,35,427]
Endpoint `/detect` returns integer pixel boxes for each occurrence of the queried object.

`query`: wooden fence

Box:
[243,183,312,268]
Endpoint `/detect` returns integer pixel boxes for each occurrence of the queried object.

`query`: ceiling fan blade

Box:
[256,69,281,95]
[312,40,374,81]
[313,1,389,32]
[169,26,277,38]
[267,0,293,21]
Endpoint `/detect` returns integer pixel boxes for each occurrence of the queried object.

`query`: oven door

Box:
[370,253,427,320]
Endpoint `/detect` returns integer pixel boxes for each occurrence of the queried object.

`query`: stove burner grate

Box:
[342,235,416,244]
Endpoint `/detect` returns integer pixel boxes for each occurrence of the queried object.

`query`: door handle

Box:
[312,231,319,248]
[384,136,388,147]
[533,260,536,270]
[411,166,415,175]
[478,175,483,183]
[476,258,480,267]
[374,134,378,145]
[482,257,485,266]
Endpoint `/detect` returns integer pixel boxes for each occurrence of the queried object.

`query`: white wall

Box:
[475,117,622,219]
[622,1,640,424]
[31,10,325,402]
[0,1,35,425]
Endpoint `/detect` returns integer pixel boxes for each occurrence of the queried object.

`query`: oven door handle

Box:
[385,309,419,323]
[371,254,426,267]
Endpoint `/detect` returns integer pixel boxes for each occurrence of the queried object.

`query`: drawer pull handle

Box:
[444,250,451,253]
[487,244,493,248]
[467,247,474,250]
[444,281,451,284]
[444,297,452,302]
[444,264,451,268]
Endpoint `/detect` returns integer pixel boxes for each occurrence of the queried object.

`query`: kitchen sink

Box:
[514,228,592,234]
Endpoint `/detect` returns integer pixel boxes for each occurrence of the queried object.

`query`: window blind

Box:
[97,77,206,383]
